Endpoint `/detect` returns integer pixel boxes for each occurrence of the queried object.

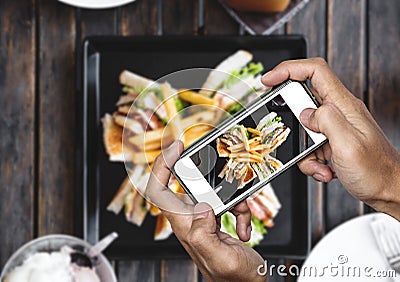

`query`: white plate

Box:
[58,0,136,9]
[298,213,400,282]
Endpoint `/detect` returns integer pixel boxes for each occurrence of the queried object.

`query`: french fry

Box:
[143,141,162,151]
[131,150,162,164]
[161,83,184,142]
[249,137,261,144]
[247,127,261,136]
[250,145,272,153]
[231,152,263,163]
[235,156,263,163]
[240,125,250,151]
[185,124,213,136]
[178,89,216,105]
[128,111,215,147]
[149,204,161,216]
[183,131,208,148]
[129,127,165,145]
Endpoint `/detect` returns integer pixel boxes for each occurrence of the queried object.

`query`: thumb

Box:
[299,104,355,148]
[187,203,219,253]
[299,108,320,133]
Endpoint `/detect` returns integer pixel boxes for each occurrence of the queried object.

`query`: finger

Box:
[299,105,356,150]
[297,153,334,182]
[145,140,189,216]
[231,201,252,242]
[261,58,349,103]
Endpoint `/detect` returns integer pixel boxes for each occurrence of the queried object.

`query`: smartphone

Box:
[172,80,327,216]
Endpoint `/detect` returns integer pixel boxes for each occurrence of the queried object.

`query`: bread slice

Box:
[107,176,133,214]
[102,114,132,162]
[199,50,253,97]
[119,70,159,89]
[107,165,145,214]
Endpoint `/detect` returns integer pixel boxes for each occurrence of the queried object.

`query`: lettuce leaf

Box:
[226,103,243,115]
[174,97,189,112]
[221,213,267,247]
[223,62,264,88]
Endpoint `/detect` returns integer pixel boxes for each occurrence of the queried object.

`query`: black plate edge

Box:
[78,35,311,259]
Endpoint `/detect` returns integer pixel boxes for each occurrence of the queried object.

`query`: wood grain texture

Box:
[161,259,197,282]
[80,9,118,37]
[328,0,365,98]
[37,0,76,235]
[118,0,163,278]
[369,0,400,151]
[325,0,366,231]
[203,0,239,35]
[121,0,159,35]
[0,0,35,268]
[162,0,198,35]
[118,260,160,282]
[287,0,326,58]
[287,0,327,244]
[161,1,200,280]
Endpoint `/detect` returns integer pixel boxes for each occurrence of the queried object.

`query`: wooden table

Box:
[1,0,399,281]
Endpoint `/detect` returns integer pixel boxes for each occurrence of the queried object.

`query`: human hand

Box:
[146,141,266,282]
[262,58,400,219]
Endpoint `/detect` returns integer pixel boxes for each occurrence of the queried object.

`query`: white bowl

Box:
[58,0,136,9]
[1,234,117,282]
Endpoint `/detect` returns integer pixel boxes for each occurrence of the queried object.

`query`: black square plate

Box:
[81,36,310,259]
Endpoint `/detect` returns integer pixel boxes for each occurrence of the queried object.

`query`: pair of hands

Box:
[146,58,400,281]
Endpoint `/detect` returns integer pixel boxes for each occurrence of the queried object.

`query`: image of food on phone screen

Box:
[187,93,317,206]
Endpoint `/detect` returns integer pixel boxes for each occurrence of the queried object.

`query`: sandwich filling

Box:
[216,112,290,188]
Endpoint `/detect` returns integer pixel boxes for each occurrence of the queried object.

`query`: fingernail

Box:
[193,203,211,220]
[263,71,272,78]
[313,173,325,182]
[247,225,252,239]
[300,108,314,124]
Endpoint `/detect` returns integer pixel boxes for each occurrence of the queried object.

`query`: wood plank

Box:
[0,0,35,268]
[121,0,159,35]
[369,0,400,151]
[74,7,119,238]
[325,0,366,231]
[118,1,162,278]
[162,0,198,35]
[80,9,118,37]
[118,260,160,282]
[161,259,197,282]
[328,0,365,98]
[37,0,76,235]
[161,2,202,280]
[203,0,239,35]
[287,0,327,58]
[286,0,327,245]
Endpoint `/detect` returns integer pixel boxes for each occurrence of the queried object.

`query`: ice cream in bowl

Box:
[1,234,117,282]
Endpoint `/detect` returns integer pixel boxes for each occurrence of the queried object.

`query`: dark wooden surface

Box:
[1,0,399,281]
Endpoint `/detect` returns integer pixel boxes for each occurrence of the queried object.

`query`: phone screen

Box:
[174,81,326,214]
